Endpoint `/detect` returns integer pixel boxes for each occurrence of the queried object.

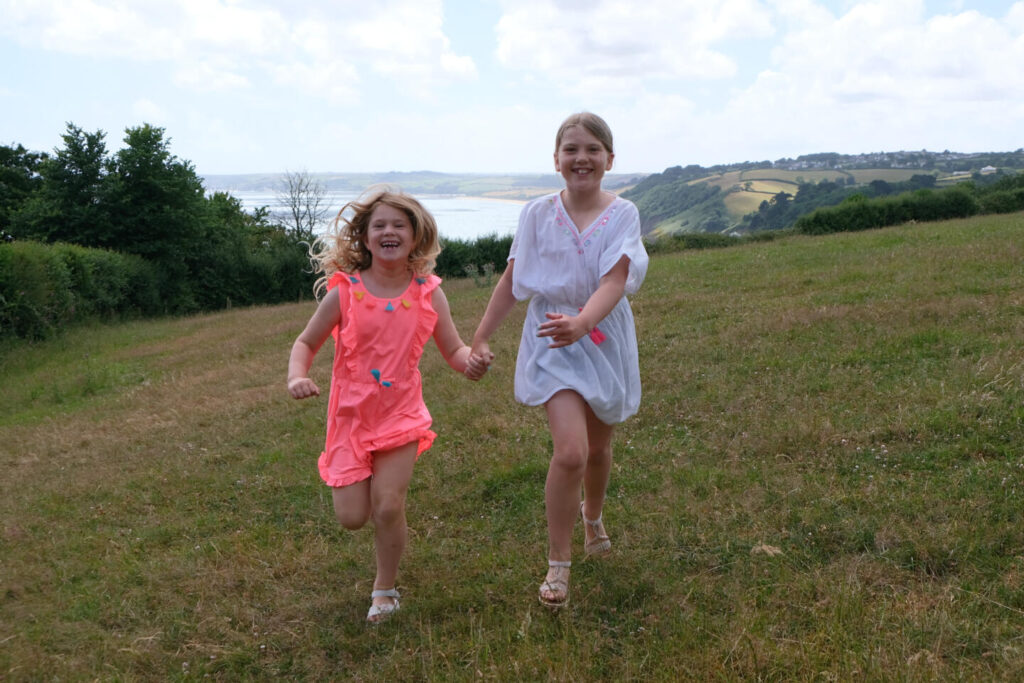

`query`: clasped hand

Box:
[464,347,494,381]
[537,312,587,348]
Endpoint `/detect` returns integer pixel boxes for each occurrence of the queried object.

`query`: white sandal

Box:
[539,560,571,609]
[366,588,400,623]
[581,502,611,557]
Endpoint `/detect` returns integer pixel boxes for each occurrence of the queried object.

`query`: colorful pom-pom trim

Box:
[370,369,392,387]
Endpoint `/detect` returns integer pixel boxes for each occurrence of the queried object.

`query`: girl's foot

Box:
[581,502,611,557]
[539,560,571,609]
[367,588,400,623]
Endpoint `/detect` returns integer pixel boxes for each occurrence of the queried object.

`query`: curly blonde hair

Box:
[310,186,441,298]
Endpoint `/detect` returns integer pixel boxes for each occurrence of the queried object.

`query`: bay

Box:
[230,191,524,242]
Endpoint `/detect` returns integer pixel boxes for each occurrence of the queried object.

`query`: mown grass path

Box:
[2,213,1023,679]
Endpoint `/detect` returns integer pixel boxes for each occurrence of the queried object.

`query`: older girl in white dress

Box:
[472,112,648,608]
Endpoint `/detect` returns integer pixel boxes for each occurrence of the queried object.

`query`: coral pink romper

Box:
[318,271,440,487]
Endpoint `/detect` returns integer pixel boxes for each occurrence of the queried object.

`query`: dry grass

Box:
[2,213,1024,679]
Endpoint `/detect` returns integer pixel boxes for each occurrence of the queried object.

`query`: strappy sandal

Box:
[581,502,611,557]
[539,560,571,609]
[366,588,400,623]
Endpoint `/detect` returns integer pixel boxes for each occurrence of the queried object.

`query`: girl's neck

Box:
[560,186,609,213]
[560,188,615,232]
[361,262,412,298]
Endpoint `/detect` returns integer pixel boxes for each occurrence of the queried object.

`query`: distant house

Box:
[980,165,997,174]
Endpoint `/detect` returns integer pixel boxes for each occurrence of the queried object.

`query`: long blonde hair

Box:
[310,186,441,297]
[554,112,614,155]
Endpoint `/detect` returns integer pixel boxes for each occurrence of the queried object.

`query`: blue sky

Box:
[2,0,1022,175]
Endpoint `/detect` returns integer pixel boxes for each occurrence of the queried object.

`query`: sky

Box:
[2,0,1023,176]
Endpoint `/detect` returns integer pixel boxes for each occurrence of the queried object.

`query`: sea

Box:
[231,192,524,242]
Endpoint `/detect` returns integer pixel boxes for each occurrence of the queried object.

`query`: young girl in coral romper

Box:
[288,188,491,622]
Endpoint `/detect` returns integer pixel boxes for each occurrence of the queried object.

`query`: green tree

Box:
[105,124,208,311]
[12,124,111,245]
[0,143,47,232]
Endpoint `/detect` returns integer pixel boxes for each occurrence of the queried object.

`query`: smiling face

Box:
[554,125,614,193]
[366,202,415,266]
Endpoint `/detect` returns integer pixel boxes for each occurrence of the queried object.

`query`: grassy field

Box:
[2,212,1023,680]
[847,169,931,184]
[738,169,852,184]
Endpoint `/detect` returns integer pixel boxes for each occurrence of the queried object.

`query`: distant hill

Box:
[622,149,1024,237]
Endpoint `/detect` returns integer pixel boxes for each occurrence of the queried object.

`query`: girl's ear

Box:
[606,152,615,171]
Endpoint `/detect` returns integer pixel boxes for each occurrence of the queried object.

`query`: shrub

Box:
[436,233,513,280]
[0,241,160,339]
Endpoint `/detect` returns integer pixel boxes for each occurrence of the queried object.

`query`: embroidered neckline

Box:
[554,194,619,252]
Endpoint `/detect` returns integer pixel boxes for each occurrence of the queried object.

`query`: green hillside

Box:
[625,153,1024,237]
[2,212,1023,679]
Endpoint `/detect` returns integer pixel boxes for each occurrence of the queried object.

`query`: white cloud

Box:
[131,98,167,123]
[267,59,361,104]
[764,1,1024,105]
[495,0,774,94]
[173,60,251,92]
[0,0,475,100]
[711,0,1024,159]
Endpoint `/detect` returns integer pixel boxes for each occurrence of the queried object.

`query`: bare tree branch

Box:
[275,169,331,243]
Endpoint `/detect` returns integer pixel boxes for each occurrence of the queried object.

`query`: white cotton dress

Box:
[509,192,649,424]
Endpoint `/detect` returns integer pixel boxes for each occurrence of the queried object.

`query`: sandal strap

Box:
[548,560,571,568]
[371,588,400,599]
[581,502,603,527]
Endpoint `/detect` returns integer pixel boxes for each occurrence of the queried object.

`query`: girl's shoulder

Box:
[609,194,638,214]
[326,270,360,291]
[523,192,560,213]
[414,273,442,300]
[600,195,639,229]
[518,192,561,228]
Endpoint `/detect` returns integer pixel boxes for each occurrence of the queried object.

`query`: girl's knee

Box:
[588,442,611,463]
[335,508,370,530]
[372,493,407,526]
[551,444,587,475]
[331,482,371,530]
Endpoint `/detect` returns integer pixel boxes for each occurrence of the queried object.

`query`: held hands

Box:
[537,312,588,348]
[288,377,320,399]
[464,344,494,381]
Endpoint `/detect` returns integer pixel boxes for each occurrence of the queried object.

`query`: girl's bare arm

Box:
[537,255,629,348]
[287,287,341,399]
[431,287,489,380]
[470,260,518,360]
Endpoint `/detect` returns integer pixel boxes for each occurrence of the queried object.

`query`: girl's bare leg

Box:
[368,442,418,612]
[544,390,590,561]
[582,405,614,527]
[332,480,372,531]
[537,390,588,604]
